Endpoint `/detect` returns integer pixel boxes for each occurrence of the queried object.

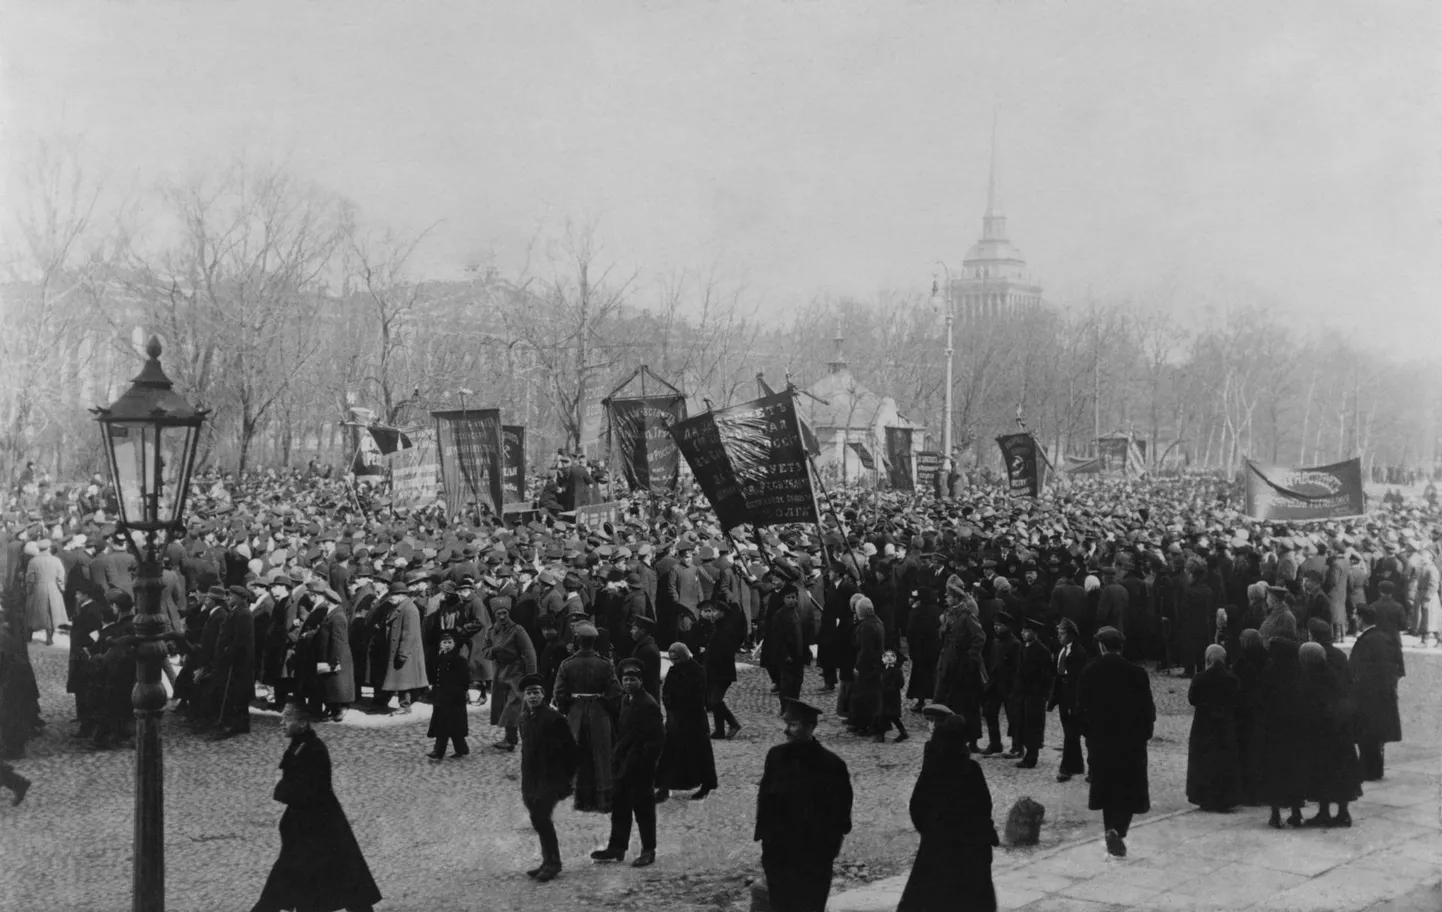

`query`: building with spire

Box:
[800,324,924,481]
[950,115,1043,321]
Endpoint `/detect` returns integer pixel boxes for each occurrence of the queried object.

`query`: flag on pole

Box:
[757,375,821,457]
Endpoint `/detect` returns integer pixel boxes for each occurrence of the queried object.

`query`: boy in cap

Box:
[591,657,664,867]
[426,631,471,760]
[754,699,853,911]
[518,672,577,882]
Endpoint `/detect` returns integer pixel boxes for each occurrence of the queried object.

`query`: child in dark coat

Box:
[426,631,471,759]
[874,650,910,743]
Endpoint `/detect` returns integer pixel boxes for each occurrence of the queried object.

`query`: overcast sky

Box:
[4,1,1439,356]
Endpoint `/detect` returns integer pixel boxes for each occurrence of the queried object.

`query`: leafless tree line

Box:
[2,141,1436,484]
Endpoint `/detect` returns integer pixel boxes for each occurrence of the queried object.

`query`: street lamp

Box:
[92,335,208,912]
[932,262,955,488]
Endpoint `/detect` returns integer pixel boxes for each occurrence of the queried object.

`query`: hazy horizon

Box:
[4,1,1439,357]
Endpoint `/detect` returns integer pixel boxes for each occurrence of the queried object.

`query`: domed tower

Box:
[953,116,1043,321]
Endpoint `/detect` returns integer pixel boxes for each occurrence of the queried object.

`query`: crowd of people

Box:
[0,462,1436,910]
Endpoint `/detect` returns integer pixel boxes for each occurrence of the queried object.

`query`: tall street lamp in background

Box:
[932,262,955,483]
[93,336,209,912]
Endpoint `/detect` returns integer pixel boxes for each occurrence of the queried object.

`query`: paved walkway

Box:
[832,756,1442,912]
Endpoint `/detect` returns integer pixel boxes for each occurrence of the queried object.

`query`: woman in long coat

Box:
[847,597,886,733]
[480,599,537,734]
[252,703,381,912]
[654,643,717,797]
[1185,644,1241,811]
[897,714,998,912]
[1298,641,1362,826]
[1176,560,1214,676]
[1258,635,1308,828]
[1230,629,1269,805]
[933,590,985,746]
[904,593,942,710]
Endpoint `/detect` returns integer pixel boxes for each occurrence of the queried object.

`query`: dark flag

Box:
[884,426,913,491]
[351,431,385,479]
[502,425,526,504]
[670,391,819,531]
[1245,458,1365,520]
[607,395,687,493]
[997,433,1047,498]
[757,375,821,457]
[433,409,505,515]
[366,424,413,455]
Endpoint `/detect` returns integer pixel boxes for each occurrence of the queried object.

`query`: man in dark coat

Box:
[654,642,716,802]
[905,591,942,713]
[211,586,256,739]
[309,583,355,721]
[1368,582,1408,655]
[817,566,859,691]
[518,673,578,882]
[591,657,665,867]
[1049,618,1089,782]
[1076,626,1155,858]
[67,586,106,737]
[1349,603,1403,781]
[627,616,663,703]
[251,701,381,912]
[553,624,622,813]
[1049,574,1089,640]
[754,699,853,912]
[1009,617,1054,768]
[700,600,743,740]
[980,611,1020,755]
[760,578,807,714]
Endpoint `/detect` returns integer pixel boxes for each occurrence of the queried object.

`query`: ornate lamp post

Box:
[92,336,209,912]
[932,262,955,485]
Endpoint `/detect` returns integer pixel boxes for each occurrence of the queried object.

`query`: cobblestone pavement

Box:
[1,639,1437,912]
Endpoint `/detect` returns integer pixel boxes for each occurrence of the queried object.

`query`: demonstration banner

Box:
[608,395,687,493]
[997,433,1048,497]
[502,425,526,504]
[884,426,913,491]
[389,427,439,508]
[351,431,385,480]
[757,375,821,456]
[433,409,504,515]
[670,391,819,531]
[915,451,942,491]
[1245,458,1366,521]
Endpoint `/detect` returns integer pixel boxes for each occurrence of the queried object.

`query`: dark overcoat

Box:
[1257,639,1308,808]
[213,602,256,706]
[904,597,942,700]
[701,606,743,688]
[897,738,997,912]
[426,650,471,740]
[1077,652,1155,813]
[1185,665,1241,809]
[848,614,886,725]
[1348,626,1402,745]
[520,703,578,804]
[613,688,665,788]
[312,606,355,704]
[256,729,382,912]
[1299,661,1362,804]
[656,659,715,791]
[754,737,853,912]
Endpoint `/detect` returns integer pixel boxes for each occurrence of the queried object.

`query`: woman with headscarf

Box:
[847,595,886,736]
[1297,640,1362,827]
[1230,628,1268,805]
[251,701,382,912]
[1185,644,1241,811]
[896,713,998,912]
[1257,626,1307,829]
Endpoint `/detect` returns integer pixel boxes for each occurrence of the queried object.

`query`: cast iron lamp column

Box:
[93,336,208,912]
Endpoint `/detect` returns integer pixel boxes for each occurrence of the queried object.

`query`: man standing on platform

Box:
[754,699,853,912]
[1077,626,1155,859]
